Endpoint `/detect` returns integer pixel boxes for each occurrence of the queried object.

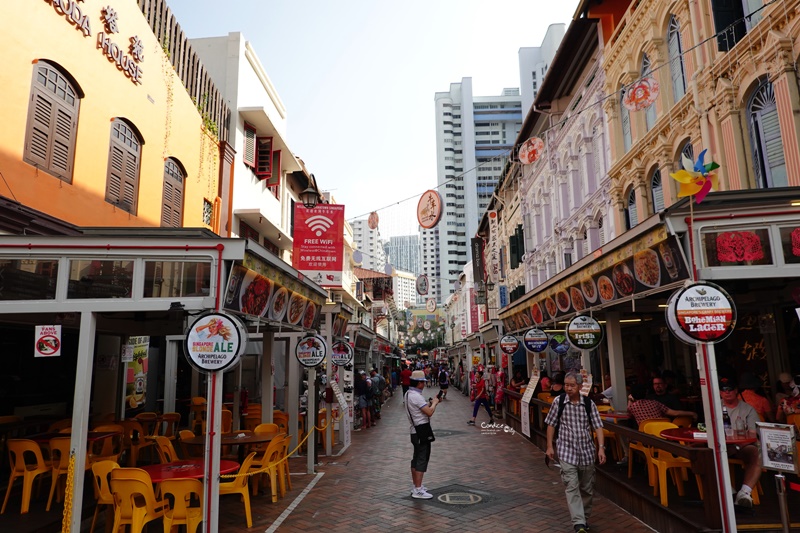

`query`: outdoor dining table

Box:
[181,432,279,463]
[27,430,121,444]
[660,427,758,446]
[140,459,239,483]
[599,412,631,424]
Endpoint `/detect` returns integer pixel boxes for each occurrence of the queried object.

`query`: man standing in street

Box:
[401,363,413,398]
[545,372,606,533]
[405,370,440,499]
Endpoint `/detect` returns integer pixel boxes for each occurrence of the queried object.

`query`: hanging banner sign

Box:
[34,325,62,357]
[487,211,501,283]
[518,136,544,165]
[331,340,354,366]
[426,298,437,313]
[471,238,485,286]
[417,190,443,229]
[566,315,604,350]
[295,334,328,368]
[416,274,429,295]
[293,203,345,287]
[671,281,736,343]
[499,335,520,355]
[523,328,549,353]
[184,313,246,373]
[367,211,379,230]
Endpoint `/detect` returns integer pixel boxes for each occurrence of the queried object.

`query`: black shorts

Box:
[410,433,431,472]
[440,384,448,390]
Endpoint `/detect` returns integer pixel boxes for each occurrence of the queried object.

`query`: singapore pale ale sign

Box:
[184,312,246,373]
[296,334,328,367]
[331,340,353,366]
[671,282,736,343]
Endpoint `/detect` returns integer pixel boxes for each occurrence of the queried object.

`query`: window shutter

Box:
[106,120,140,214]
[25,92,52,168]
[266,149,281,188]
[711,0,746,51]
[255,137,273,179]
[669,18,686,101]
[620,92,631,152]
[161,159,184,227]
[107,144,124,206]
[243,123,256,167]
[651,169,665,212]
[509,234,519,269]
[51,107,76,176]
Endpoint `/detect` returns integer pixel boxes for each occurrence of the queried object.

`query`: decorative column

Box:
[768,31,800,186]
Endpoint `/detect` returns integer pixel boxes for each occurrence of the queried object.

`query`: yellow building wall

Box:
[0,0,219,228]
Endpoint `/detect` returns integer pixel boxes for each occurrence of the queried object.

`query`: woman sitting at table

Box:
[508,370,526,392]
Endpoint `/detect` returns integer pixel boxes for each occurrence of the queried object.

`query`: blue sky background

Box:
[168,0,576,236]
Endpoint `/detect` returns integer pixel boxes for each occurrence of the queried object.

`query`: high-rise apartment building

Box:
[433,25,564,303]
[352,218,386,272]
[420,226,440,304]
[393,270,417,310]
[384,235,421,276]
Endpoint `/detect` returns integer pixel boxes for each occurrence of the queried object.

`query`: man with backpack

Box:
[370,368,385,420]
[438,365,449,400]
[545,371,606,533]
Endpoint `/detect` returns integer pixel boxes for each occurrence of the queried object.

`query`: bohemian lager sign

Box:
[671,282,736,343]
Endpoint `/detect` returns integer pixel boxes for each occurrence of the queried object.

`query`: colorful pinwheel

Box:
[669,149,720,204]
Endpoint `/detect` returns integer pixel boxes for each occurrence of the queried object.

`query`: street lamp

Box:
[300,186,321,209]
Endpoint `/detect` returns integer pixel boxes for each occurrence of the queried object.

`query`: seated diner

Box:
[719,377,761,509]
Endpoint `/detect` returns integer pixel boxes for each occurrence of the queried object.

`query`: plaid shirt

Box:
[628,399,670,426]
[545,395,603,466]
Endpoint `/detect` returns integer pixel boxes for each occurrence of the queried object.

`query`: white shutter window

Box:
[642,54,657,130]
[748,80,787,188]
[626,189,638,229]
[669,16,687,102]
[620,91,632,152]
[651,169,665,212]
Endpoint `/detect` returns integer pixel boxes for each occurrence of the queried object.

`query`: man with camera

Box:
[405,370,441,499]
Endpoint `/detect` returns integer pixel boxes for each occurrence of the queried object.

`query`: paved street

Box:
[220,387,656,532]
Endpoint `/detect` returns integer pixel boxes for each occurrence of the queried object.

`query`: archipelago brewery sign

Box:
[499,335,520,355]
[670,282,736,343]
[523,328,549,353]
[331,341,353,366]
[566,316,603,350]
[184,312,247,373]
[296,334,328,367]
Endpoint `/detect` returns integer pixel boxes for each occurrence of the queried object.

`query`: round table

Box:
[140,459,239,483]
[182,432,279,462]
[660,427,757,446]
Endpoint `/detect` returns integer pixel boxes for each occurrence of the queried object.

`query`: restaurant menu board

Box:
[523,329,549,353]
[757,422,798,473]
[224,263,321,330]
[671,282,736,343]
[295,334,327,368]
[124,336,149,413]
[580,369,593,397]
[330,381,351,450]
[500,335,520,355]
[331,341,353,366]
[500,228,689,331]
[183,313,246,373]
[566,316,603,350]
[521,367,540,438]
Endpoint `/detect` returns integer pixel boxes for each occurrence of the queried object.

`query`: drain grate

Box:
[437,492,483,505]
[403,483,506,515]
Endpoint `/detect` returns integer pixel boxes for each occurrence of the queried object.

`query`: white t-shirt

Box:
[406,387,429,434]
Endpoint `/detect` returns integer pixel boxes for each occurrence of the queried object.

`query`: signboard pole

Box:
[205,370,223,532]
[307,367,317,474]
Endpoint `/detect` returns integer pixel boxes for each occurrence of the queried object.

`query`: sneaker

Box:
[574,525,588,533]
[467,420,475,425]
[735,490,753,508]
[412,487,433,499]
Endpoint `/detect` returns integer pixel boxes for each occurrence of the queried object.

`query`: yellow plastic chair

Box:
[120,420,155,467]
[1,439,52,514]
[89,460,119,533]
[178,430,202,459]
[110,469,167,533]
[627,419,669,483]
[190,397,207,434]
[48,418,72,433]
[596,405,614,413]
[277,434,292,493]
[160,412,181,441]
[243,404,263,432]
[273,412,290,434]
[89,424,124,464]
[671,415,693,428]
[220,452,257,528]
[249,434,285,499]
[538,393,555,415]
[161,478,203,533]
[47,436,89,511]
[252,424,280,454]
[644,421,703,507]
[152,436,179,464]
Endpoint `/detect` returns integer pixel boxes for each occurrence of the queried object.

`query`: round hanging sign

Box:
[665,289,696,345]
[499,335,520,355]
[424,320,431,331]
[623,76,660,112]
[384,263,393,276]
[331,340,353,366]
[352,250,363,264]
[566,315,604,350]
[549,333,571,355]
[523,328,549,353]
[518,136,545,165]
[417,190,443,229]
[671,282,736,343]
[426,298,437,313]
[416,274,429,295]
[184,312,247,373]
[367,211,379,230]
[295,334,328,368]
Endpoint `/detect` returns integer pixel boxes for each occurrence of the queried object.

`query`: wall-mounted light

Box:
[300,187,321,209]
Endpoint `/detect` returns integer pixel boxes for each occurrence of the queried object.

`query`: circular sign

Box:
[499,335,520,355]
[295,334,328,367]
[416,274,429,295]
[665,289,696,345]
[426,298,437,313]
[384,263,393,276]
[518,136,545,165]
[36,335,60,356]
[331,341,354,366]
[417,190,443,229]
[352,250,363,264]
[623,76,660,112]
[367,211,379,230]
[549,333,571,355]
[566,315,604,350]
[671,282,736,343]
[523,328,549,353]
[184,312,247,373]
[424,320,431,331]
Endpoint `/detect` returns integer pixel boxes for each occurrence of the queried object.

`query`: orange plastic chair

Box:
[190,397,207,434]
[134,412,160,437]
[671,415,693,428]
[120,420,155,467]
[48,419,72,433]
[47,436,89,511]
[89,460,119,533]
[152,436,179,464]
[89,424,124,464]
[596,405,614,413]
[178,430,202,459]
[161,478,203,533]
[160,413,181,441]
[2,439,52,514]
[110,469,167,533]
[249,434,285,499]
[220,452,257,527]
[644,421,703,507]
[221,409,233,434]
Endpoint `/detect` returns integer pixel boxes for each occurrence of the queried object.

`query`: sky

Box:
[168,0,577,236]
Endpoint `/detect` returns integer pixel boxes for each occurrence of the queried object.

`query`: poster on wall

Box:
[124,336,149,412]
[293,204,345,287]
[757,423,798,474]
[34,325,61,357]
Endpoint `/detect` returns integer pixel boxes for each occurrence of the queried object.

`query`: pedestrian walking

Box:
[401,364,412,397]
[355,371,373,429]
[467,369,493,425]
[438,366,449,400]
[545,371,606,533]
[405,370,440,499]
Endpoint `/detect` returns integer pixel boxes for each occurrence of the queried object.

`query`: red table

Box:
[140,459,239,483]
[660,427,757,446]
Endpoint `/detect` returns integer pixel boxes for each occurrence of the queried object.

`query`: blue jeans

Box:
[472,397,492,418]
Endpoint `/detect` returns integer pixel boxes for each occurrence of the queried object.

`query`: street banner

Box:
[293,204,345,287]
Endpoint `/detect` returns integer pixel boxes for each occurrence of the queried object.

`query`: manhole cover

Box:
[437,492,483,505]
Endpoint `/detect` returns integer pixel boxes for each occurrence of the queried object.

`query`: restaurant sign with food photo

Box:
[184,312,247,373]
[296,334,328,368]
[566,315,604,350]
[499,227,688,327]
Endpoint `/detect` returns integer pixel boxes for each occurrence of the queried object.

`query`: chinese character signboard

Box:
[487,211,500,283]
[293,204,345,287]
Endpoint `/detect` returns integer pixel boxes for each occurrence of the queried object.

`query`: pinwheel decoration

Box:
[669,148,720,204]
